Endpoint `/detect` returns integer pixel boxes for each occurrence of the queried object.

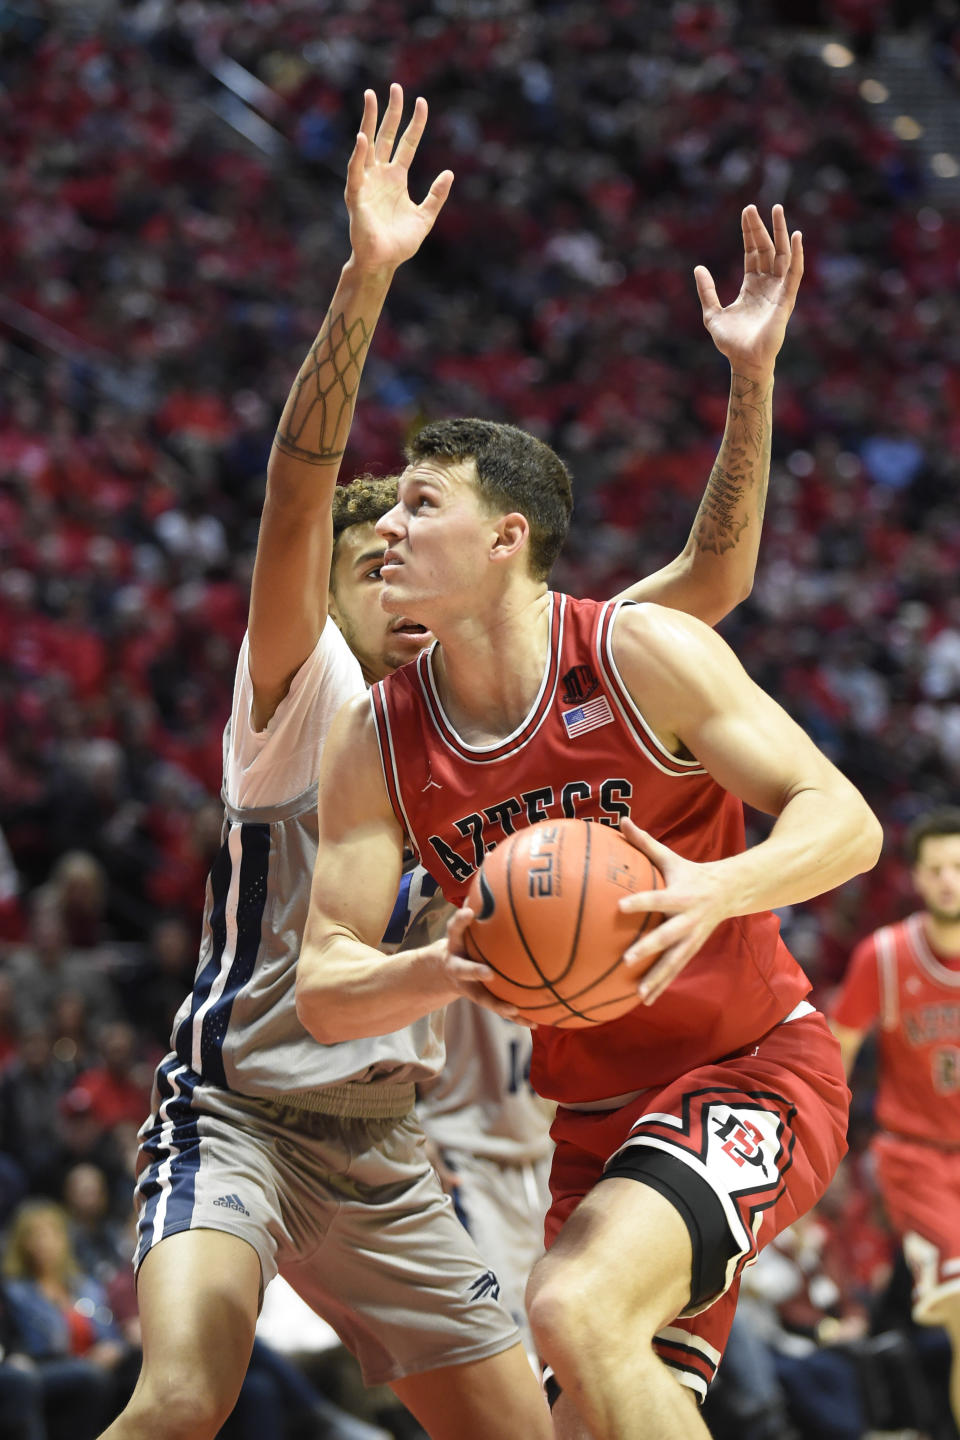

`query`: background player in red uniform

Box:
[830,806,960,1428]
[298,430,881,1434]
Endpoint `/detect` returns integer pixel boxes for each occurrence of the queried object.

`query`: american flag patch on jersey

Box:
[561,694,614,738]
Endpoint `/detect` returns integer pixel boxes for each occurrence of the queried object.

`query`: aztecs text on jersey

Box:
[371,595,811,1103]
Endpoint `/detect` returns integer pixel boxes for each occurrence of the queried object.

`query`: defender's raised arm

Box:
[619,204,803,623]
[248,86,453,728]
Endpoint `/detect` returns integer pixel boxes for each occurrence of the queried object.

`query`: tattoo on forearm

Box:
[694,374,772,554]
[695,465,748,554]
[273,311,371,465]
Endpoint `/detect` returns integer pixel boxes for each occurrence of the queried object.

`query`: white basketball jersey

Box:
[167,623,445,1098]
[418,1001,554,1163]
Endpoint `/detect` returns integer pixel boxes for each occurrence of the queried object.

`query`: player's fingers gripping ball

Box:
[464,818,664,1028]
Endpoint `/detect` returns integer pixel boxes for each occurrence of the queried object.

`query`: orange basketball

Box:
[463,818,665,1029]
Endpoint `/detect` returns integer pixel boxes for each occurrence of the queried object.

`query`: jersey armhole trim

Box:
[596,600,708,778]
[370,685,420,859]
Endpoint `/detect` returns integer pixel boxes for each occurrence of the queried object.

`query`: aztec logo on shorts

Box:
[619,1087,797,1281]
[624,1091,793,1196]
[703,1104,781,1187]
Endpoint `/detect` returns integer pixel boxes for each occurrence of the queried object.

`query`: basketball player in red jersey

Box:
[831,807,960,1426]
[297,295,881,1438]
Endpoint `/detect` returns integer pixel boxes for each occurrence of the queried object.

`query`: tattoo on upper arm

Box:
[694,374,772,555]
[273,311,371,465]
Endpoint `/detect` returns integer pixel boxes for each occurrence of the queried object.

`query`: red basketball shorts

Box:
[873,1131,960,1323]
[545,1009,849,1399]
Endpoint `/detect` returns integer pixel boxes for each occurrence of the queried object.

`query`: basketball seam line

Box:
[505,834,594,1021]
[562,864,663,999]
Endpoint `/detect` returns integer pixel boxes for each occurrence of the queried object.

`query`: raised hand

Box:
[345,84,454,273]
[695,204,803,381]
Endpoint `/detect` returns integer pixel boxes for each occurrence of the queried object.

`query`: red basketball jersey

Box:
[832,913,960,1145]
[371,594,811,1103]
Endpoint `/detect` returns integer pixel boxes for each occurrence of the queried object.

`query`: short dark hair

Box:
[906,807,960,864]
[331,474,399,546]
[405,418,572,580]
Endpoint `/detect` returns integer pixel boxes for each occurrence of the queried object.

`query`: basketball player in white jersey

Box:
[101,83,809,1440]
[100,86,554,1440]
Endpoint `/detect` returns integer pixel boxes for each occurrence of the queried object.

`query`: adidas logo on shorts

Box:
[213,1193,250,1215]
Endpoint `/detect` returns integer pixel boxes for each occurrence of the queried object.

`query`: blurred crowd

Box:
[2,0,960,1435]
[931,0,960,85]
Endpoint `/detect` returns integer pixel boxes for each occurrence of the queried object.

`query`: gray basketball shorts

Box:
[441,1146,552,1358]
[134,1057,521,1385]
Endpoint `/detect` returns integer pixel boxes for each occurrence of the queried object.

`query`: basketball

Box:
[463,818,665,1028]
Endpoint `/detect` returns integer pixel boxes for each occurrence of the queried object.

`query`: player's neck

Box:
[923,911,960,958]
[431,590,552,745]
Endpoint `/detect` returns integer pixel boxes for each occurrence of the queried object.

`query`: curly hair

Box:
[331,474,400,545]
